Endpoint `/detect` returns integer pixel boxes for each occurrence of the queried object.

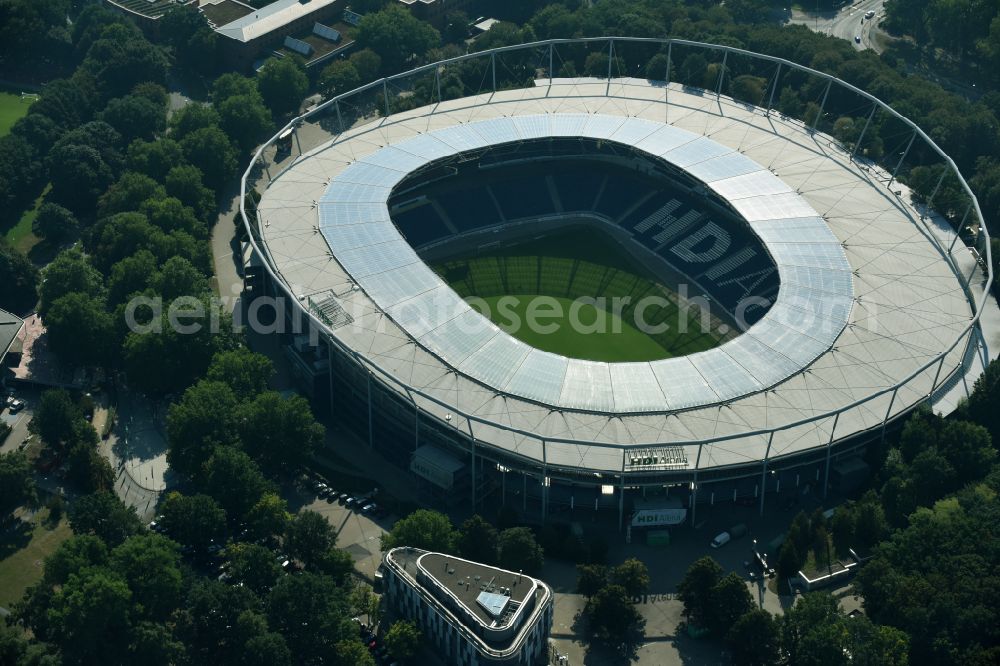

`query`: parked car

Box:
[7,398,25,413]
[361,503,376,514]
[865,9,875,18]
[710,531,731,548]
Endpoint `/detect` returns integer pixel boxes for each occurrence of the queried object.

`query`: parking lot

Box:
[295,480,393,583]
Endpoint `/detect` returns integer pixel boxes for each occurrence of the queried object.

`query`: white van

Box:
[710,531,731,548]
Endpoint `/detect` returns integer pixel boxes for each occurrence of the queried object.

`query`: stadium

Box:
[243,38,993,528]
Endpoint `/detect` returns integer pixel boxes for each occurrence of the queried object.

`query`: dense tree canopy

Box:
[356,5,440,73]
[381,509,457,552]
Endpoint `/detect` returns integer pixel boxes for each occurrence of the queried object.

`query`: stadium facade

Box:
[243,38,993,528]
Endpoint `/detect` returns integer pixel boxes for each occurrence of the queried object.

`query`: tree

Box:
[42,536,109,589]
[180,126,238,192]
[350,48,382,81]
[334,639,375,666]
[356,5,440,73]
[110,534,183,621]
[381,509,456,552]
[243,632,292,666]
[47,143,116,214]
[257,58,309,116]
[38,248,104,317]
[201,447,270,521]
[319,60,361,98]
[160,492,227,551]
[497,527,544,575]
[68,492,143,547]
[213,73,261,104]
[169,103,221,140]
[286,510,337,569]
[776,539,802,582]
[780,592,841,665]
[45,568,132,664]
[585,584,644,649]
[228,543,282,596]
[44,292,115,368]
[99,95,166,143]
[28,389,80,448]
[218,94,272,155]
[707,573,755,638]
[612,558,650,597]
[0,451,36,515]
[246,492,290,542]
[166,380,239,476]
[141,197,207,238]
[266,573,355,664]
[32,203,78,243]
[384,620,421,660]
[206,348,274,400]
[677,556,723,629]
[0,241,38,314]
[108,251,158,306]
[576,564,608,597]
[165,165,216,223]
[830,507,855,557]
[456,515,498,564]
[127,138,185,182]
[237,391,324,475]
[98,171,165,218]
[727,608,780,666]
[149,255,208,300]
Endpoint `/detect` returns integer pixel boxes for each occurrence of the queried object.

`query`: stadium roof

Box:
[316,115,852,413]
[215,0,340,43]
[255,78,985,474]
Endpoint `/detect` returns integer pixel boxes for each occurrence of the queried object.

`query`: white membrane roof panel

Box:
[751,217,839,244]
[322,182,391,203]
[550,114,590,136]
[431,124,495,153]
[459,333,531,389]
[419,308,501,367]
[661,136,733,168]
[560,361,615,412]
[512,114,551,139]
[610,363,668,412]
[322,220,400,251]
[505,350,568,405]
[582,114,627,139]
[472,117,520,145]
[689,349,763,399]
[685,153,763,183]
[319,202,391,226]
[732,192,819,221]
[361,262,443,308]
[633,125,696,156]
[709,171,794,200]
[337,162,407,188]
[394,133,455,161]
[649,357,720,410]
[356,146,430,172]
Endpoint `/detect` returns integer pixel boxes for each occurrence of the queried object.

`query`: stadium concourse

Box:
[247,71,993,527]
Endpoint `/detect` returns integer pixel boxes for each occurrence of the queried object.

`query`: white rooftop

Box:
[216,0,339,43]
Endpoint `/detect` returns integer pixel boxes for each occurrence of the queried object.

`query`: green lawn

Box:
[0,507,72,608]
[432,227,725,362]
[5,186,48,257]
[0,91,32,137]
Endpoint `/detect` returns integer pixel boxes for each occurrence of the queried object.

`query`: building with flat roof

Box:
[383,548,553,665]
[211,0,347,68]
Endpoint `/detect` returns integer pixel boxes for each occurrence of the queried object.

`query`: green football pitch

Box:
[431,228,727,362]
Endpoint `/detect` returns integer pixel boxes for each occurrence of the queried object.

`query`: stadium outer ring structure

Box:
[242,38,993,527]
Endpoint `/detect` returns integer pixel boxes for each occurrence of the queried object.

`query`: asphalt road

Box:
[788,0,886,52]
